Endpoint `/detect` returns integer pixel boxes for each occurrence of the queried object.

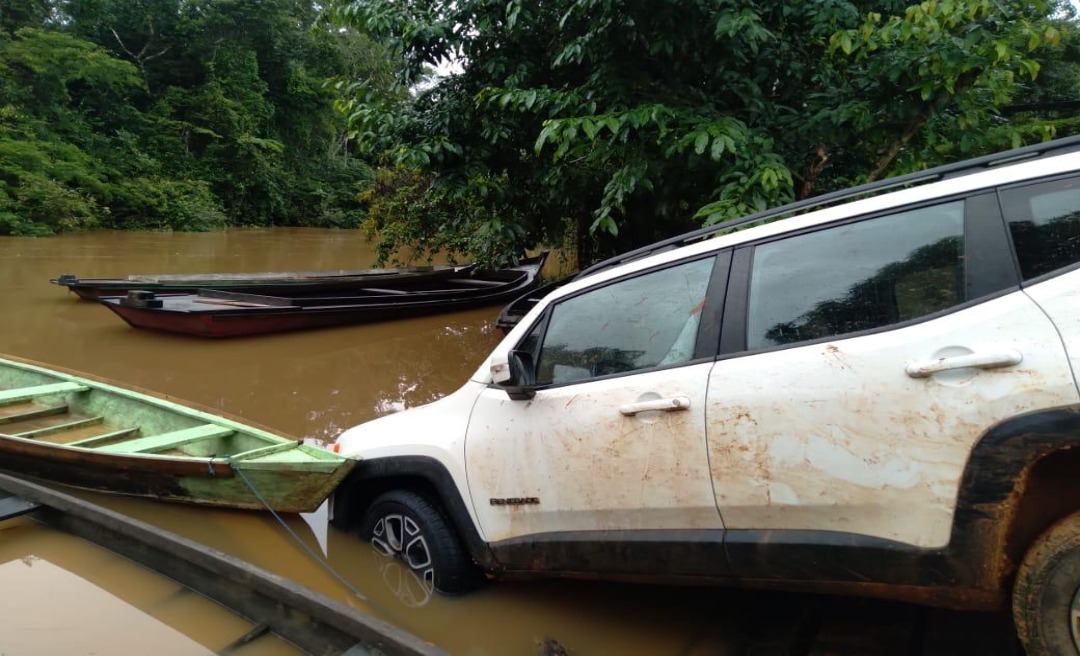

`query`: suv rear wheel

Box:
[359,490,482,594]
[1013,511,1080,655]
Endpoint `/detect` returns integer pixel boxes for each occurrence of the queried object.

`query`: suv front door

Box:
[464,254,728,574]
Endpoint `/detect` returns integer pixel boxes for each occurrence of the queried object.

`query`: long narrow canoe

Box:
[0,355,355,512]
[51,264,474,300]
[99,253,549,338]
[495,274,575,334]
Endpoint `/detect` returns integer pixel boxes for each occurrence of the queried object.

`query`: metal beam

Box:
[0,492,39,521]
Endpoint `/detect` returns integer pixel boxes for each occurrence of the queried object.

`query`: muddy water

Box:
[0,229,759,655]
[0,229,1008,656]
[0,516,300,655]
[1,229,503,443]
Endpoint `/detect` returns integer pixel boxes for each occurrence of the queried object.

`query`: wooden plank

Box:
[0,403,68,425]
[49,427,140,448]
[196,289,295,306]
[447,277,508,287]
[126,266,447,283]
[0,382,89,406]
[13,416,104,439]
[192,299,276,308]
[229,440,299,461]
[94,424,234,454]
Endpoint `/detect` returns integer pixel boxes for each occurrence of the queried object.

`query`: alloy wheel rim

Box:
[370,513,435,591]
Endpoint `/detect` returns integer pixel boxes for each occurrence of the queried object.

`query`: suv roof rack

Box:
[577,134,1080,279]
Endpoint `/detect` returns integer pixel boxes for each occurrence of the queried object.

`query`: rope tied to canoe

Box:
[229,461,376,606]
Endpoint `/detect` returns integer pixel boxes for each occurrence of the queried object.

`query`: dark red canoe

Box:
[51,264,472,300]
[99,254,548,338]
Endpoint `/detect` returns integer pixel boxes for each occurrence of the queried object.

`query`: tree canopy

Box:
[3,0,1078,270]
[328,0,1080,267]
[0,0,393,235]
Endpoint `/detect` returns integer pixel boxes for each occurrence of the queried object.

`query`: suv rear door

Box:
[1000,173,1080,394]
[704,194,1080,556]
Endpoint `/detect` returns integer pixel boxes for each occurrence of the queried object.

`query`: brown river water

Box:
[0,229,1013,655]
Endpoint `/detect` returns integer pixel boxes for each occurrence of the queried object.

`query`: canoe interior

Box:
[0,357,354,511]
[0,371,306,460]
[123,265,453,283]
[180,268,533,310]
[52,264,475,299]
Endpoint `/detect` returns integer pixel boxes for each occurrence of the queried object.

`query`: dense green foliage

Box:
[0,0,391,235]
[5,0,1079,267]
[329,0,1080,267]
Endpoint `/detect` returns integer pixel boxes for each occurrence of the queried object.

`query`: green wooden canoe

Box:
[0,355,355,513]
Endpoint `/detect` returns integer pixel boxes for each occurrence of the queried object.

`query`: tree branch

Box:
[865,107,930,182]
[109,27,137,60]
[110,20,170,93]
[866,75,975,182]
[799,144,830,199]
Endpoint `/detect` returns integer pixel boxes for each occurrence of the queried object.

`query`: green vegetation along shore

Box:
[4,1,1080,269]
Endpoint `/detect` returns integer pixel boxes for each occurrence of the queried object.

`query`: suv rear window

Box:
[1000,176,1080,280]
[746,201,965,349]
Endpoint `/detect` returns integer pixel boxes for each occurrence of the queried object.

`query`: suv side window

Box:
[532,256,716,386]
[1000,175,1080,280]
[746,201,966,350]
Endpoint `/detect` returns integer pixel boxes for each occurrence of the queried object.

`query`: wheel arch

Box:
[1003,448,1080,574]
[949,405,1080,591]
[331,456,497,570]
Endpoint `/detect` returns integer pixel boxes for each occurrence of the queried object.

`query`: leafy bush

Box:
[108,178,228,231]
[0,175,101,235]
[359,165,534,267]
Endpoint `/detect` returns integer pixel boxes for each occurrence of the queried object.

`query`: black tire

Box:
[359,489,483,595]
[1013,511,1080,655]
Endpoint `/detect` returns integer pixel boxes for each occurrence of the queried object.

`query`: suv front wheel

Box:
[1013,511,1080,655]
[359,489,483,595]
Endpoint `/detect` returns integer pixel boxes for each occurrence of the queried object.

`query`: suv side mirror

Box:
[500,350,537,401]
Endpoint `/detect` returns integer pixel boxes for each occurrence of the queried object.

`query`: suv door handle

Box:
[619,396,691,416]
[905,350,1023,378]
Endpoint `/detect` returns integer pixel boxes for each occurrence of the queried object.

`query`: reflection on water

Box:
[0,229,502,444]
[71,474,771,656]
[0,517,299,655]
[372,547,436,609]
[0,558,212,656]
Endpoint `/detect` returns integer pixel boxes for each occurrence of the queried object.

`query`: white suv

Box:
[333,136,1080,655]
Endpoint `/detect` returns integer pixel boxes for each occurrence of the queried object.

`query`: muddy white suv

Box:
[332,136,1080,654]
